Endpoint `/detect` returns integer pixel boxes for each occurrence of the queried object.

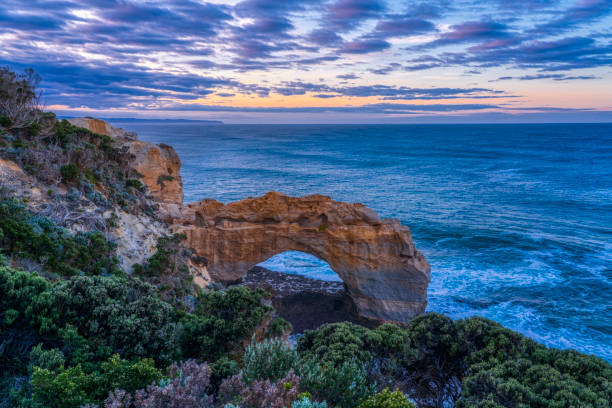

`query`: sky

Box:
[1,0,611,123]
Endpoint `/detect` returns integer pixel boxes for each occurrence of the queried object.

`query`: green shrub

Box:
[297,358,375,408]
[52,276,180,366]
[358,388,415,408]
[456,317,612,408]
[266,317,293,339]
[60,163,79,182]
[297,322,410,368]
[293,396,328,408]
[125,178,143,189]
[242,338,298,384]
[30,354,161,408]
[180,286,273,362]
[0,115,11,127]
[0,200,121,277]
[133,233,186,277]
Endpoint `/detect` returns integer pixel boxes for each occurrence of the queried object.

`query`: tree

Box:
[0,67,41,128]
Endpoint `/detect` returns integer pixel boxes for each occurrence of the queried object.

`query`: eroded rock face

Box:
[127,141,183,209]
[173,191,431,323]
[68,118,184,212]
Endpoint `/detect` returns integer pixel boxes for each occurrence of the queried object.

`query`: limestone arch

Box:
[177,192,431,324]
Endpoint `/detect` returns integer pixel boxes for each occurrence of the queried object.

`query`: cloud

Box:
[494,74,599,81]
[416,20,514,49]
[406,36,612,72]
[373,17,436,38]
[341,38,391,54]
[337,73,360,79]
[325,0,386,31]
[534,0,612,35]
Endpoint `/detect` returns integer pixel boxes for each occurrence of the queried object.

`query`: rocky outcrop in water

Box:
[173,191,431,323]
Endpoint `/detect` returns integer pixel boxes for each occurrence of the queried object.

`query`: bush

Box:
[0,115,10,127]
[219,370,300,408]
[0,67,40,128]
[60,163,79,182]
[297,358,375,408]
[297,322,410,368]
[0,200,121,277]
[102,360,213,408]
[125,179,143,190]
[358,388,415,408]
[133,234,186,278]
[180,286,273,362]
[242,338,298,384]
[52,276,180,366]
[292,396,328,408]
[456,317,612,408]
[30,354,161,408]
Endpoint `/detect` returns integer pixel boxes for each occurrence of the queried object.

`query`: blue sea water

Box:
[115,122,612,361]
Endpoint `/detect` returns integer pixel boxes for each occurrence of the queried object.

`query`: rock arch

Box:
[175,192,430,324]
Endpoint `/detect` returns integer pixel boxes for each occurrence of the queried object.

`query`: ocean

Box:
[115,122,612,361]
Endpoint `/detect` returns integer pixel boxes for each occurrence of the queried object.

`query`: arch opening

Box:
[239,251,365,332]
[257,250,342,282]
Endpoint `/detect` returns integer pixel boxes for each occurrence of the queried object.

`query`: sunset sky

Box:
[1,0,611,123]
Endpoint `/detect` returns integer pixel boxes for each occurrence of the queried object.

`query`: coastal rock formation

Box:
[173,191,431,323]
[68,117,137,140]
[62,118,430,323]
[127,141,183,210]
[68,118,184,214]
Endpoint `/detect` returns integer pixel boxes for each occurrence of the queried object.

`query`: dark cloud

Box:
[325,0,386,31]
[534,0,612,35]
[373,17,436,38]
[369,63,401,75]
[129,102,501,114]
[267,81,508,100]
[406,36,612,72]
[307,29,344,47]
[337,73,360,79]
[341,38,391,54]
[416,20,514,49]
[494,74,599,81]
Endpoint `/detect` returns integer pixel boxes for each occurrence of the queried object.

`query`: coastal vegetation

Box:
[1,67,610,407]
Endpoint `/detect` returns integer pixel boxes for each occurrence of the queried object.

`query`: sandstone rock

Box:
[173,191,431,324]
[67,118,183,210]
[67,117,136,139]
[127,141,183,208]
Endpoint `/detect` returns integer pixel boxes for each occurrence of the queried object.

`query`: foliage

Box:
[405,313,465,407]
[60,163,79,182]
[0,67,40,128]
[180,286,273,362]
[297,358,376,408]
[358,388,415,408]
[133,234,186,278]
[242,338,298,384]
[456,317,612,408]
[219,370,301,408]
[51,276,180,366]
[0,69,151,214]
[292,396,328,408]
[30,354,161,408]
[0,200,121,277]
[102,360,212,408]
[132,233,195,304]
[297,322,410,368]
